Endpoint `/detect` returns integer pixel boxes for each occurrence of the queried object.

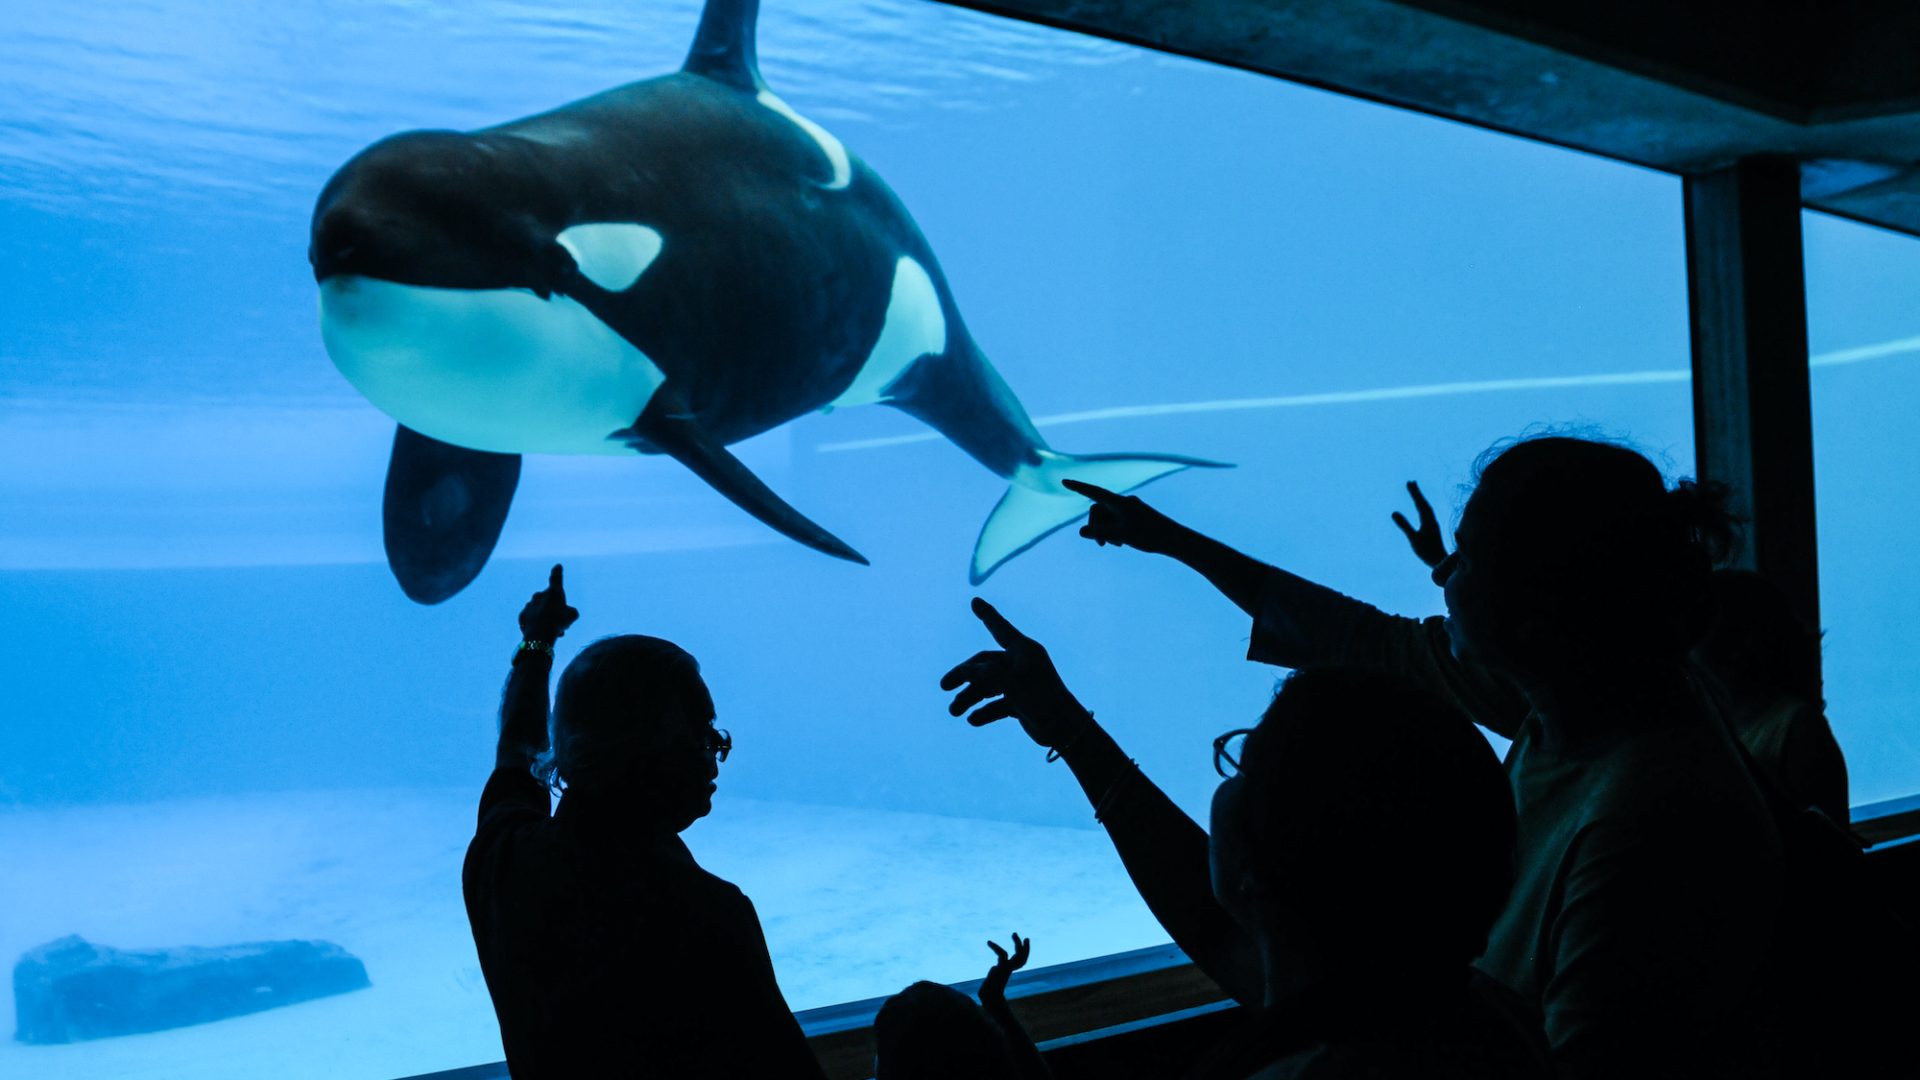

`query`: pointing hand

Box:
[1063,479,1181,555]
[940,598,1091,750]
[518,564,580,643]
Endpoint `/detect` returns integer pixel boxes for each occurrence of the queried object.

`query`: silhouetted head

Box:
[1695,569,1823,707]
[1208,669,1515,978]
[536,635,724,832]
[310,130,572,293]
[1433,436,1735,689]
[873,981,1019,1080]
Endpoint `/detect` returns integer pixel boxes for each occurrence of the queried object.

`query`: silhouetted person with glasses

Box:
[1054,436,1783,1079]
[463,565,825,1079]
[942,606,1550,1078]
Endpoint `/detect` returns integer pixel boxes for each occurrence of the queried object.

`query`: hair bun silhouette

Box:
[1468,435,1735,671]
[1665,478,1740,568]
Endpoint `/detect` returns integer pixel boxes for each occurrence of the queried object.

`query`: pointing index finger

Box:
[970,597,1028,648]
[548,564,565,591]
[1060,478,1119,502]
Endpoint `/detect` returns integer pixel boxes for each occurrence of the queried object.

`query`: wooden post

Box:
[1684,155,1821,636]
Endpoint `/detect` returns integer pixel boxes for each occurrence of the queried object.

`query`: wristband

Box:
[515,639,555,660]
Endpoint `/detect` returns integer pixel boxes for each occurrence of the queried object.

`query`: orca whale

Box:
[311,0,1226,603]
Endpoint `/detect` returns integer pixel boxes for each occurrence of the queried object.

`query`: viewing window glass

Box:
[1,2,1692,1076]
[1803,211,1920,808]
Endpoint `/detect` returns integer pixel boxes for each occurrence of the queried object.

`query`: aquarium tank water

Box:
[3,1,1918,1077]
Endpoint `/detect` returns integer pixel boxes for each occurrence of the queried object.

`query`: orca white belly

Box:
[319,276,666,456]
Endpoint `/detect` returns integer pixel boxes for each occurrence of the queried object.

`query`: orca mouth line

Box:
[814,333,1920,453]
[318,272,556,301]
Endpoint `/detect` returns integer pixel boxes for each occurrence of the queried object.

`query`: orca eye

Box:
[555,223,664,292]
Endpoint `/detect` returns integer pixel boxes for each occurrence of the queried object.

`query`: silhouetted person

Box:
[1695,569,1849,822]
[1049,435,1783,1079]
[943,606,1551,1079]
[874,935,1049,1080]
[463,565,826,1079]
[1395,481,1850,823]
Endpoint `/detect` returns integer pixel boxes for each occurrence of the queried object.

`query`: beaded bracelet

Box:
[515,639,555,660]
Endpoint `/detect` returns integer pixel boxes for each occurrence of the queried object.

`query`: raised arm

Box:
[941,599,1263,1003]
[1065,480,1531,739]
[496,564,578,773]
[1063,479,1271,618]
[979,935,1052,1080]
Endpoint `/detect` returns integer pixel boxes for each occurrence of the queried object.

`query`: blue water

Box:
[2,1,1916,1076]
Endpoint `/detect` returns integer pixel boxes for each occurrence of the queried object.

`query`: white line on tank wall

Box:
[814,334,1920,454]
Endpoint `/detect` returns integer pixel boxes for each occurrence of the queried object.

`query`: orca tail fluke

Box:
[969,448,1230,584]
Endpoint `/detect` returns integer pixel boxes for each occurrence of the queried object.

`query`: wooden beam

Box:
[1683,155,1822,636]
[936,0,1920,238]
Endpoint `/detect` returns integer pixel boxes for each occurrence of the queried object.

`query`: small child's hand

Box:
[981,933,1031,1006]
[1391,481,1449,570]
[981,934,1052,1079]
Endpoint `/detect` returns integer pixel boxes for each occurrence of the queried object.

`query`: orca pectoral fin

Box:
[383,425,521,604]
[617,413,868,566]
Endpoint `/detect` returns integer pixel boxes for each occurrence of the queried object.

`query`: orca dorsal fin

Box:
[682,0,764,92]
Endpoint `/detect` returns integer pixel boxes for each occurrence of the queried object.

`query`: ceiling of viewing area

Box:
[941,0,1920,237]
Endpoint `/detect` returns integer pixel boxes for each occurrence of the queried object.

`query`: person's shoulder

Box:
[686,857,752,908]
[1770,697,1841,752]
[462,792,572,934]
[635,834,751,901]
[1588,715,1765,820]
[466,768,560,879]
[476,766,552,827]
[1460,971,1555,1079]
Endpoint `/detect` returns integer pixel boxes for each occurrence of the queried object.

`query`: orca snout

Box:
[312,129,575,292]
[310,205,377,282]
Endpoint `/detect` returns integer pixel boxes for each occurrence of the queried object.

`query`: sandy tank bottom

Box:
[0,788,1169,1079]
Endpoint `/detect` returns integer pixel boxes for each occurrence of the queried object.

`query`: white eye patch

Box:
[557,223,664,292]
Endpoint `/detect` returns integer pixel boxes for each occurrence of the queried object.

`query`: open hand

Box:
[1390,481,1449,570]
[518,564,580,643]
[981,933,1031,1006]
[1064,479,1182,555]
[941,599,1090,749]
